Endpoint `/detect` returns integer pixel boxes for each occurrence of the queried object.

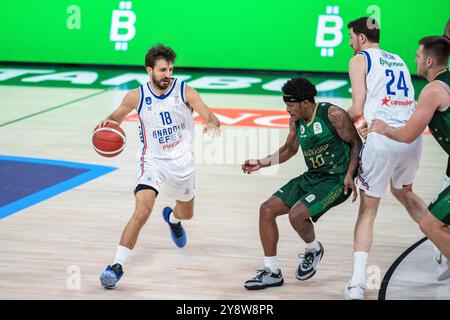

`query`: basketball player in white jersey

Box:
[344,17,428,299]
[95,44,220,289]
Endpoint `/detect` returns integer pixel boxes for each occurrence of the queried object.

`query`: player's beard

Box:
[351,41,361,55]
[416,60,427,79]
[153,75,171,90]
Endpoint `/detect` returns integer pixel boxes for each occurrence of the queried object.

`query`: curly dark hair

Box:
[281,78,317,103]
[145,44,176,68]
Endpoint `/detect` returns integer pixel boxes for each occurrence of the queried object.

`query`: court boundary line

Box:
[0,88,109,127]
[378,237,428,300]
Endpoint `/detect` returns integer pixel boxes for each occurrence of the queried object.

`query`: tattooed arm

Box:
[328,106,363,201]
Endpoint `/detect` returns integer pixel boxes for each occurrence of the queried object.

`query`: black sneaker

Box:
[244,267,284,290]
[296,242,324,280]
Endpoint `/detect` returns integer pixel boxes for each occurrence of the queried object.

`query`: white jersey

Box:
[359,48,416,126]
[136,78,194,160]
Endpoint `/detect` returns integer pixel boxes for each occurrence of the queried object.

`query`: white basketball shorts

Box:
[356,132,423,197]
[135,152,195,202]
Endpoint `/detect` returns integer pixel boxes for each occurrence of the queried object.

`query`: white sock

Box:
[264,256,279,273]
[443,175,450,189]
[113,245,131,266]
[352,251,368,284]
[169,210,181,224]
[305,238,320,251]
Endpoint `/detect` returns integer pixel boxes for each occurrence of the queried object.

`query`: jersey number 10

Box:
[385,69,409,97]
[309,155,325,169]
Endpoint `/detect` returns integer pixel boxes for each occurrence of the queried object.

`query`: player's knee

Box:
[390,184,412,200]
[288,207,308,223]
[259,202,276,220]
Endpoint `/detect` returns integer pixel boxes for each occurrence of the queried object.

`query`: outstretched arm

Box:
[328,106,363,201]
[242,116,300,174]
[185,84,221,137]
[347,54,367,122]
[369,82,447,142]
[95,89,139,130]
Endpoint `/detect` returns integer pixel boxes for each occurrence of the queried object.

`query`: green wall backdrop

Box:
[1,0,448,73]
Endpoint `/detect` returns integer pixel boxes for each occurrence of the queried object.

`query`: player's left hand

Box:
[203,120,221,137]
[358,124,369,140]
[344,174,357,202]
[354,115,368,140]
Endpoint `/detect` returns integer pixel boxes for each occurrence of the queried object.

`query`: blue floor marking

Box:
[0,155,117,219]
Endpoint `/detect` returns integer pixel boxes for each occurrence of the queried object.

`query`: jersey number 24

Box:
[385,69,409,97]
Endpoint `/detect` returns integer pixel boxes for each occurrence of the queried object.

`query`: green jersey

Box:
[429,70,450,156]
[296,102,350,175]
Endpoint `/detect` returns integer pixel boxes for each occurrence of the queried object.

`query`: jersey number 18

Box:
[159,112,173,125]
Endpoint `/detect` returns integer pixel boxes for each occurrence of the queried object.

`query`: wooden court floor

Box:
[0,84,447,300]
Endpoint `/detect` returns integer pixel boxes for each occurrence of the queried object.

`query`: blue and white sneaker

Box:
[162,207,186,248]
[100,263,124,289]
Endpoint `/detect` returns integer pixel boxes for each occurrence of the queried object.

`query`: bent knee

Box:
[260,202,276,219]
[288,206,309,222]
[390,184,412,199]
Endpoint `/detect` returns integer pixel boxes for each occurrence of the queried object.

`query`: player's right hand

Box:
[94,119,119,132]
[242,159,262,174]
[344,174,358,202]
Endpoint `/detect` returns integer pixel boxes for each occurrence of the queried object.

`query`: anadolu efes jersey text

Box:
[136,79,194,160]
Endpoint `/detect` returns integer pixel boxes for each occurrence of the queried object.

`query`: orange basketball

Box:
[92,122,126,157]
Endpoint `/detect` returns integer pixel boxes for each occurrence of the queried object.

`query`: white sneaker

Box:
[345,279,366,300]
[437,254,450,281]
[433,245,442,265]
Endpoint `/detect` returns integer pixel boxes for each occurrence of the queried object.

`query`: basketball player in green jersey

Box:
[242,78,362,290]
[442,20,450,197]
[370,36,450,280]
